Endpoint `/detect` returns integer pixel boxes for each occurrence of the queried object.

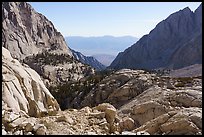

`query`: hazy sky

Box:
[29,2,201,38]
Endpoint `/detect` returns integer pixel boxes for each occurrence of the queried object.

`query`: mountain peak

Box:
[110,4,202,70]
[194,3,202,13]
[182,6,191,12]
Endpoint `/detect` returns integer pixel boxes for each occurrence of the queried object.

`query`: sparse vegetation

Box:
[23,51,95,85]
[48,69,114,110]
[24,51,77,66]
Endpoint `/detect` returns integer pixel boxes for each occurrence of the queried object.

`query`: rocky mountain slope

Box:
[2,2,95,86]
[71,49,106,71]
[74,69,201,109]
[110,4,202,70]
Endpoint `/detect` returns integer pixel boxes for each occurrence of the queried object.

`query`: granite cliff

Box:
[2,47,60,117]
[2,2,95,86]
[2,2,73,60]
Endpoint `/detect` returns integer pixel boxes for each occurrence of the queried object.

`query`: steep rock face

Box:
[2,2,95,86]
[167,32,202,69]
[2,47,60,117]
[110,4,202,70]
[2,2,73,61]
[71,49,106,71]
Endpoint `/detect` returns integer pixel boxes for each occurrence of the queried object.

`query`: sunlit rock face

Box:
[2,47,60,117]
[2,2,73,61]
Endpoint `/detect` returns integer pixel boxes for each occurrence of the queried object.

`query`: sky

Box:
[29,2,201,38]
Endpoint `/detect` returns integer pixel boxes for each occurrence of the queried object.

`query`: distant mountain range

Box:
[110,4,202,71]
[65,36,138,66]
[65,35,138,56]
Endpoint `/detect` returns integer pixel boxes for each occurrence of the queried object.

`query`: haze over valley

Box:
[65,35,138,66]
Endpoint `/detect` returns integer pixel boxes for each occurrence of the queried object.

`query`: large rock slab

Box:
[2,47,60,117]
[118,84,202,135]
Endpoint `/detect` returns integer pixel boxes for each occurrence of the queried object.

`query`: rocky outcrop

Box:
[76,68,201,135]
[68,68,201,111]
[117,81,202,135]
[81,69,156,108]
[2,102,122,135]
[2,47,60,117]
[110,4,202,70]
[71,49,106,71]
[2,2,202,135]
[2,2,73,61]
[132,107,202,135]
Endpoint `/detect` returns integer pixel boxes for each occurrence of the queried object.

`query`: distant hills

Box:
[65,36,138,66]
[65,35,138,56]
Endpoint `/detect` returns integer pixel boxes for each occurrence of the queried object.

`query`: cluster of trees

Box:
[24,51,77,66]
[48,69,114,110]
